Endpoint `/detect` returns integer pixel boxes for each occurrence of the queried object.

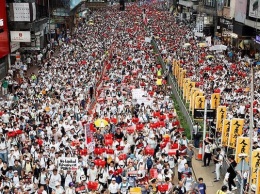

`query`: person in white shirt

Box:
[65,182,76,194]
[49,169,61,190]
[177,155,187,181]
[54,183,64,194]
[87,164,98,181]
[108,178,119,194]
[35,185,47,194]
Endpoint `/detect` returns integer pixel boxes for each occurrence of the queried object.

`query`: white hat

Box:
[112,178,116,181]
[55,182,60,186]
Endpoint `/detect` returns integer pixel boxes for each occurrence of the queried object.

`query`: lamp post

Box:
[248,59,254,194]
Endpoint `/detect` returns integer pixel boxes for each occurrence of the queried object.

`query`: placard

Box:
[249,0,260,18]
[58,157,78,171]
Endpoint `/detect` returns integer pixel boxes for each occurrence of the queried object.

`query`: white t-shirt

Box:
[108,182,119,193]
[177,158,187,172]
[49,173,61,189]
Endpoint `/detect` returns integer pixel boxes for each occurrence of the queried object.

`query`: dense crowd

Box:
[0,2,210,194]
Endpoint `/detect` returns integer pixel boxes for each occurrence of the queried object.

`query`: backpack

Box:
[146,157,153,169]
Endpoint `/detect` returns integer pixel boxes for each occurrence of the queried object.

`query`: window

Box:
[224,0,230,7]
[204,0,215,7]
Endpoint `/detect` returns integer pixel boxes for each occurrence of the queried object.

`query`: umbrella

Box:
[183,43,191,48]
[206,55,214,59]
[94,119,109,128]
[198,42,207,48]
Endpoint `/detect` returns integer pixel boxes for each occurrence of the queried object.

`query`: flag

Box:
[235,137,250,163]
[228,119,244,148]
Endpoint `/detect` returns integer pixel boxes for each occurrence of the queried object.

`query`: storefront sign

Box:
[11,3,36,22]
[58,157,78,171]
[19,47,40,51]
[249,0,260,18]
[10,31,31,42]
[10,42,20,53]
[0,0,10,58]
[178,0,193,7]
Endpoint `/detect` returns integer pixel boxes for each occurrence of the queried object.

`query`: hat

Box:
[26,158,30,161]
[112,178,116,181]
[123,177,127,181]
[14,170,18,173]
[55,182,60,186]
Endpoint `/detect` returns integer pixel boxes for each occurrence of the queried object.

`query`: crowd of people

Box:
[0,2,209,194]
[1,0,259,193]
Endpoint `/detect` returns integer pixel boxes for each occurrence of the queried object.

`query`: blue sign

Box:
[256,35,260,44]
[70,0,81,10]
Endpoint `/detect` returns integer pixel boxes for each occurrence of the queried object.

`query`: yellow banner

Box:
[228,119,244,148]
[175,63,180,79]
[251,150,260,184]
[186,82,195,103]
[216,106,227,132]
[235,137,250,163]
[180,70,186,89]
[195,96,205,109]
[178,68,183,86]
[221,119,230,147]
[183,78,190,99]
[192,91,203,116]
[256,169,260,193]
[210,93,220,109]
[189,88,199,111]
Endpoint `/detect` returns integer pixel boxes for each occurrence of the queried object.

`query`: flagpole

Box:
[202,99,207,158]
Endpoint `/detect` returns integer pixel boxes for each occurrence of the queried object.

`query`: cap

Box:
[123,177,127,180]
[14,170,18,173]
[26,158,30,161]
[55,182,60,186]
[112,178,116,181]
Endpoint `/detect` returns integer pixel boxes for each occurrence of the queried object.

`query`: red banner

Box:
[0,0,10,58]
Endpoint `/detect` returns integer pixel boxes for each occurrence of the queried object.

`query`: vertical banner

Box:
[192,91,203,116]
[178,68,183,86]
[221,119,230,147]
[85,124,95,153]
[0,0,10,58]
[189,87,199,111]
[216,106,227,132]
[179,69,186,89]
[186,82,195,103]
[175,62,180,79]
[183,78,190,99]
[210,93,220,109]
[195,96,205,109]
[251,150,260,184]
[235,137,250,163]
[256,169,260,194]
[228,119,244,148]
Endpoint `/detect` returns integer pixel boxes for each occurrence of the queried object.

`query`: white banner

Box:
[249,0,260,18]
[58,157,78,171]
[10,42,20,53]
[11,31,31,42]
[13,3,30,22]
[132,89,153,106]
[235,0,247,22]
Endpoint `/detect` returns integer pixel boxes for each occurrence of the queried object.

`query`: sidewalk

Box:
[192,149,223,193]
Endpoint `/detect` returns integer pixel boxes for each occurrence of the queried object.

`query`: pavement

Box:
[192,149,223,193]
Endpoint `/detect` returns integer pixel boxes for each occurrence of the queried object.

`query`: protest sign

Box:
[58,157,78,171]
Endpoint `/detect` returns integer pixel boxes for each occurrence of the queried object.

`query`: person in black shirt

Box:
[227,155,237,192]
[114,128,124,139]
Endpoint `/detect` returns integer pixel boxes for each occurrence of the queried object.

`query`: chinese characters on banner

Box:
[191,91,203,116]
[235,137,250,163]
[228,119,244,149]
[189,87,199,111]
[85,124,95,153]
[216,106,227,132]
[210,93,220,109]
[186,81,195,103]
[221,119,230,147]
[195,96,205,109]
[251,150,260,184]
[177,68,183,86]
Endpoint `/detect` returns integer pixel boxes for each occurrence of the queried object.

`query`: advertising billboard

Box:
[235,0,247,22]
[70,0,82,10]
[249,0,260,18]
[0,0,10,58]
[10,31,31,42]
